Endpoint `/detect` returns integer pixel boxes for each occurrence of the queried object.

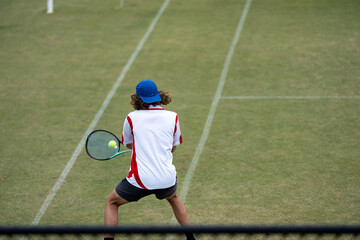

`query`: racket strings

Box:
[86,131,120,160]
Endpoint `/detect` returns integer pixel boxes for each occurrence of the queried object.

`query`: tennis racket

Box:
[85,129,132,160]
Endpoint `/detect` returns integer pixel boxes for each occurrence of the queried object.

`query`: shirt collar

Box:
[146,105,164,110]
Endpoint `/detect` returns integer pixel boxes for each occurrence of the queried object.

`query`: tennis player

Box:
[104,80,196,240]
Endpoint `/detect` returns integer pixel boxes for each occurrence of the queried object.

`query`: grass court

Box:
[0,0,359,239]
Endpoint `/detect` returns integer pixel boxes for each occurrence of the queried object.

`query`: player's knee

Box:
[106,190,129,207]
[166,192,178,203]
[106,194,120,207]
[106,195,113,205]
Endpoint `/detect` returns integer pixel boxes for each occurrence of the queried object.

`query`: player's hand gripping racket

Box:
[85,130,131,160]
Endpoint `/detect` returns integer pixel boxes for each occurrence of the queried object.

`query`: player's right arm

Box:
[122,115,133,149]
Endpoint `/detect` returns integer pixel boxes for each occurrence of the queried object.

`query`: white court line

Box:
[27,0,171,228]
[172,0,252,223]
[221,96,360,99]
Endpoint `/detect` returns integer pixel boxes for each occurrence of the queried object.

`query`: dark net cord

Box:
[0,225,360,236]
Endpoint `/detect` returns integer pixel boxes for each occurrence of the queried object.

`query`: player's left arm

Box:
[172,115,182,153]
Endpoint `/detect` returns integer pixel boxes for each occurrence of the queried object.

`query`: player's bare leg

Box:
[166,192,196,239]
[104,190,129,239]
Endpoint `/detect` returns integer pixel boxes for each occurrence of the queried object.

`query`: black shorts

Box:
[115,178,177,202]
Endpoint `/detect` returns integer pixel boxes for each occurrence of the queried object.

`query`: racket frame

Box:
[85,129,132,161]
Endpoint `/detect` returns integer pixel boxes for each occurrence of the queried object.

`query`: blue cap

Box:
[136,80,161,103]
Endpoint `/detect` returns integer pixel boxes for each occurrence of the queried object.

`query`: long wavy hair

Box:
[130,90,172,110]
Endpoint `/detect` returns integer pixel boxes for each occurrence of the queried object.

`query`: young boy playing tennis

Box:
[104,80,196,240]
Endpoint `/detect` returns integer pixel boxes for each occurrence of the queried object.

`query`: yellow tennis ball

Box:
[108,140,117,149]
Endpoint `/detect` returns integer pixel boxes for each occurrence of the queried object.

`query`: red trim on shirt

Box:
[127,116,133,134]
[174,115,178,136]
[126,116,147,190]
[174,115,183,144]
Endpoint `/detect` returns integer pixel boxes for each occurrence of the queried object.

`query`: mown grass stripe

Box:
[26,0,172,228]
[221,96,360,99]
[177,0,252,211]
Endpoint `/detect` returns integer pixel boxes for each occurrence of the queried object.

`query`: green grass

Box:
[0,0,359,239]
[189,99,360,224]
